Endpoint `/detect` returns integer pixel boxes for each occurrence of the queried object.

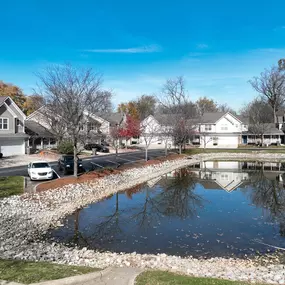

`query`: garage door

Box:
[218,136,238,148]
[0,139,25,156]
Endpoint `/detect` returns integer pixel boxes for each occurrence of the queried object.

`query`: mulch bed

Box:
[36,153,184,193]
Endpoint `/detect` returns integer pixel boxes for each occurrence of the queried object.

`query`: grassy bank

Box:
[0,259,99,284]
[184,148,285,156]
[135,271,261,285]
[0,176,24,198]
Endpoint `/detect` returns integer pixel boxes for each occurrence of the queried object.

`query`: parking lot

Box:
[0,149,166,187]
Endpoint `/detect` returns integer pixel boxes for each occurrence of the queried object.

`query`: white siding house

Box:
[0,96,28,156]
[140,115,173,147]
[196,112,248,148]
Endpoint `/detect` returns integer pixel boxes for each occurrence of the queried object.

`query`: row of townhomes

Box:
[1,95,285,156]
[140,111,284,148]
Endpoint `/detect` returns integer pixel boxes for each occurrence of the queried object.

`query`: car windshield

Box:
[32,163,50,168]
[64,156,74,162]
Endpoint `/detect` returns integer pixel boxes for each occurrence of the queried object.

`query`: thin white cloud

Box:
[83,44,161,54]
[197,43,209,49]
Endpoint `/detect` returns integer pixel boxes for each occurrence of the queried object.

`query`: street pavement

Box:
[0,149,165,180]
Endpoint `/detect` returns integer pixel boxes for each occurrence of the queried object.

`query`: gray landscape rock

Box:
[1,152,285,284]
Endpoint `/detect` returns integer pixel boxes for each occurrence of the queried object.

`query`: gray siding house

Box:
[0,96,28,156]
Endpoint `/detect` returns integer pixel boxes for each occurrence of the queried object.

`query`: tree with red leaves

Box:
[119,115,141,147]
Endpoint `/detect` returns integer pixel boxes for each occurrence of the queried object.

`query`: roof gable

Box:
[0,96,26,119]
[201,112,245,124]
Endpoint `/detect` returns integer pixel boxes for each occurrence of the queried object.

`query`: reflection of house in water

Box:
[197,161,249,192]
[148,161,285,192]
[147,176,163,188]
[189,161,285,192]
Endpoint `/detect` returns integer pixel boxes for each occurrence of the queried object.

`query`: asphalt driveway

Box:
[0,149,165,182]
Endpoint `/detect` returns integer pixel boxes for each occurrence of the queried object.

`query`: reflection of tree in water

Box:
[247,169,285,237]
[68,192,128,248]
[88,192,127,244]
[129,168,203,229]
[154,168,203,219]
[69,168,203,246]
[68,208,89,246]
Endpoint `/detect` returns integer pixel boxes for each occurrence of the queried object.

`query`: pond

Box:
[47,161,285,258]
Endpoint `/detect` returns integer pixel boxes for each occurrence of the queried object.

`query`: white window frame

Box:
[205,124,212,131]
[0,118,9,130]
[221,124,228,131]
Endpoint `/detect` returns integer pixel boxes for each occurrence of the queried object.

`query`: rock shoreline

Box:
[1,152,285,284]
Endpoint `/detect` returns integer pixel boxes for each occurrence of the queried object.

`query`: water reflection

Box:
[48,161,285,257]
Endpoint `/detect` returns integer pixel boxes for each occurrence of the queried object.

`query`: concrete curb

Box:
[29,267,112,285]
[127,268,144,285]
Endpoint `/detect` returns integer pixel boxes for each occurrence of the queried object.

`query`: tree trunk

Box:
[116,192,119,212]
[179,144,182,154]
[273,106,277,124]
[73,139,78,177]
[165,140,168,157]
[145,147,148,161]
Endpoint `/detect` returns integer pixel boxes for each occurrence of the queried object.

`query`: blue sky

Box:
[1,0,285,111]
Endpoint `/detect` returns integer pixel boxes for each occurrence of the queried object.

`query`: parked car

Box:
[84,143,110,153]
[58,155,84,174]
[28,161,53,181]
[101,141,110,146]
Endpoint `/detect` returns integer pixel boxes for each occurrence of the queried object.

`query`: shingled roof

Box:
[25,120,54,138]
[200,112,248,124]
[0,96,8,106]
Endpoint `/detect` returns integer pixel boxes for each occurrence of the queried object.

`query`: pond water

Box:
[47,161,285,258]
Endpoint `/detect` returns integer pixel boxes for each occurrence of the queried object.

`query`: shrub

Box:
[58,140,73,154]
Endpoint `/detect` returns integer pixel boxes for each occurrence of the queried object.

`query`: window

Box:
[221,174,229,180]
[87,122,98,131]
[213,137,218,145]
[205,125,212,131]
[0,118,8,130]
[221,124,228,130]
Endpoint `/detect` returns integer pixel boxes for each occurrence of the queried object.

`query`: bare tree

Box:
[278,59,285,71]
[136,94,157,120]
[217,103,237,115]
[36,64,111,177]
[140,116,162,161]
[241,98,273,145]
[196,97,218,116]
[199,133,217,149]
[109,125,121,157]
[158,76,197,154]
[249,66,285,123]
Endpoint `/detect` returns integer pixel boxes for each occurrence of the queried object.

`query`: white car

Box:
[28,161,53,181]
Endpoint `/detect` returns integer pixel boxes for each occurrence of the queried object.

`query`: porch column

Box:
[48,138,51,148]
[41,138,44,149]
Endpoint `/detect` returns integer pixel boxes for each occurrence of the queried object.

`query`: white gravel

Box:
[1,152,285,284]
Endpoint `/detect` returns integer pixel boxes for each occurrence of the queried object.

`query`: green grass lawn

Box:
[0,176,24,198]
[0,259,99,284]
[184,148,285,156]
[135,271,261,285]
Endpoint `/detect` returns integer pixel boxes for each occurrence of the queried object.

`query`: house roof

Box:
[153,114,173,125]
[98,112,124,126]
[0,96,8,106]
[200,112,248,124]
[0,133,29,138]
[199,179,247,192]
[25,120,54,138]
[246,123,284,135]
[200,112,226,123]
[276,109,285,116]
